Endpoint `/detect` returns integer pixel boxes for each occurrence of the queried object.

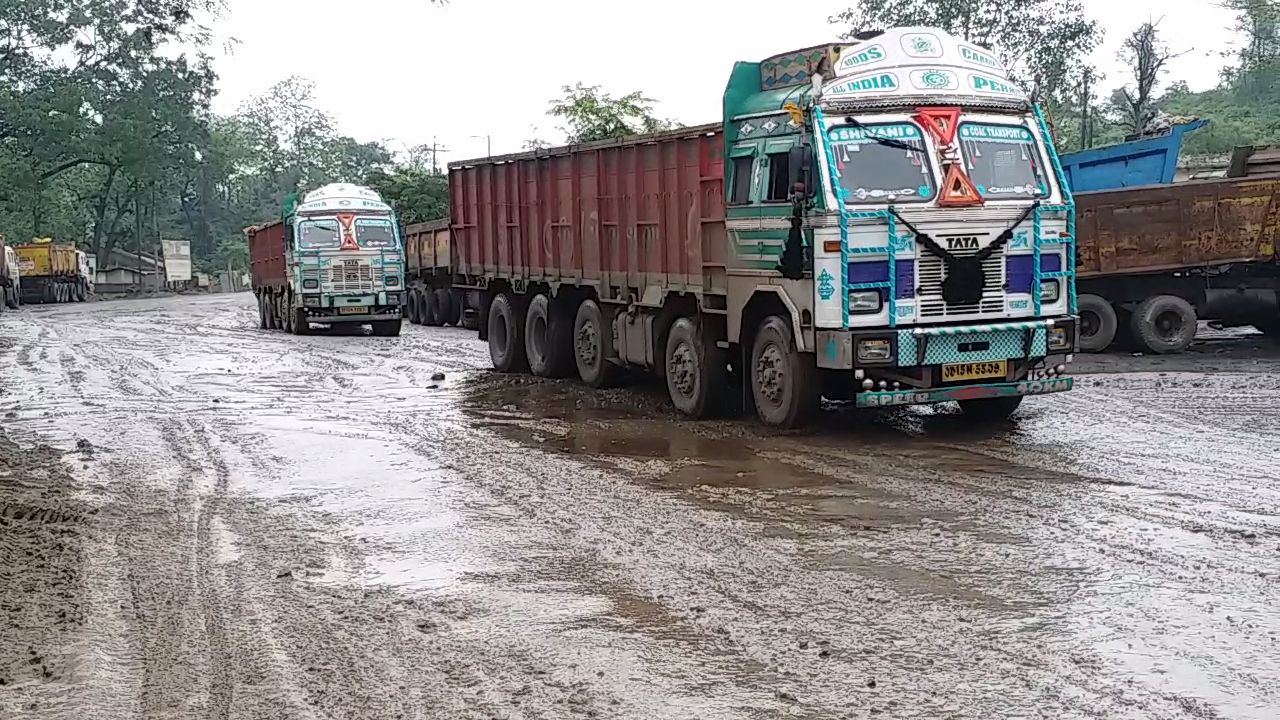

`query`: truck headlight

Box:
[1040,280,1060,303]
[849,290,882,313]
[856,338,892,362]
[303,295,321,307]
[1048,326,1071,351]
[384,276,400,287]
[302,279,319,290]
[385,292,401,305]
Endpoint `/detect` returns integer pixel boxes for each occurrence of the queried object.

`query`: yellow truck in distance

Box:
[14,239,91,304]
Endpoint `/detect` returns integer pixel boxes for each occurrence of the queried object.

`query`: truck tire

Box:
[6,287,19,309]
[487,292,528,373]
[75,281,86,302]
[291,308,311,335]
[665,317,728,418]
[524,294,573,378]
[1077,294,1118,352]
[958,396,1023,421]
[268,292,281,330]
[406,289,421,324]
[283,294,296,333]
[434,289,454,326]
[1130,294,1197,354]
[750,315,818,429]
[573,299,618,387]
[424,288,442,327]
[372,319,402,337]
[258,293,268,329]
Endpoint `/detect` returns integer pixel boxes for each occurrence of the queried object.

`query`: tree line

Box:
[4,1,1276,276]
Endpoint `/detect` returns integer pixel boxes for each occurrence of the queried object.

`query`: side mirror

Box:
[788,144,812,196]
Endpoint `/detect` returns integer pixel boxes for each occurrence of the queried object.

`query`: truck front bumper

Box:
[303,306,402,323]
[816,317,1078,407]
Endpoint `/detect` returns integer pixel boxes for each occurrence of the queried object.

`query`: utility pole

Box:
[427,136,450,176]
[471,134,492,157]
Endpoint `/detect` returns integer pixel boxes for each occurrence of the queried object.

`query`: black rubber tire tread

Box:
[424,287,443,327]
[957,395,1024,421]
[406,289,421,324]
[573,299,618,388]
[487,292,528,373]
[372,319,402,337]
[291,308,310,335]
[1130,294,1197,354]
[434,289,454,326]
[664,317,729,418]
[1077,294,1118,353]
[258,293,268,329]
[284,294,296,333]
[749,315,818,429]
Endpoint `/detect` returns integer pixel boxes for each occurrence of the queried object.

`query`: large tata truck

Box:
[446,27,1078,427]
[13,239,91,304]
[247,183,406,336]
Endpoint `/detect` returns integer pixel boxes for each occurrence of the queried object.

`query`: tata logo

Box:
[970,74,1020,95]
[946,237,980,251]
[840,44,884,69]
[960,45,999,68]
[829,73,898,95]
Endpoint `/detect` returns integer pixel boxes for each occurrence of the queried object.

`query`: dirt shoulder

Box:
[0,434,92,718]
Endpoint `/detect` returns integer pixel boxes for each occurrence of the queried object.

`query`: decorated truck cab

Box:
[724,26,1077,417]
[248,183,405,336]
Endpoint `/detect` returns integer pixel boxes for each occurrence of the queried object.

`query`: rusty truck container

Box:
[1073,174,1280,353]
[403,219,452,274]
[448,124,728,297]
[1076,175,1280,277]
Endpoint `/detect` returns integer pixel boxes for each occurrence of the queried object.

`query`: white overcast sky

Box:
[206,1,1235,164]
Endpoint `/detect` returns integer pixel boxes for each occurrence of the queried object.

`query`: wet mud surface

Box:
[1,293,1278,719]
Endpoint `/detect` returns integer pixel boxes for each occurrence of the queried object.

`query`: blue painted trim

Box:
[1033,105,1078,314]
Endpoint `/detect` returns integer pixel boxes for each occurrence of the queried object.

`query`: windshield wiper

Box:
[842,117,922,153]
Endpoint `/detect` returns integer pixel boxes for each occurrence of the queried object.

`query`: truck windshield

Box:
[298,220,340,249]
[828,122,934,203]
[355,218,397,248]
[958,123,1048,198]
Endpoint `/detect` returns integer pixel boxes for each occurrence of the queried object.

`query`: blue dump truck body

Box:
[1058,120,1208,193]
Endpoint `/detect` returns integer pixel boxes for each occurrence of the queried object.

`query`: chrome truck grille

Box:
[917,235,1006,318]
[329,258,374,293]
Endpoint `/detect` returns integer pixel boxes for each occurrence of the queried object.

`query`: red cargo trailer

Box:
[247,220,287,288]
[449,123,727,296]
[447,124,736,415]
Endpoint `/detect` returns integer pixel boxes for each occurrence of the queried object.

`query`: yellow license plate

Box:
[941,360,1007,382]
[338,306,365,315]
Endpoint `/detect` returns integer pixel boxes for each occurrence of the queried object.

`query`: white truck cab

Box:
[76,250,95,298]
[2,243,19,309]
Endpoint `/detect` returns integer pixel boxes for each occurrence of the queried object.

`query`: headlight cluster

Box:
[849,290,882,314]
[856,338,892,362]
[302,279,319,290]
[1040,280,1060,303]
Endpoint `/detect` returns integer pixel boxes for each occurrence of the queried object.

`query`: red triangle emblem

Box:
[937,163,984,207]
[914,106,961,146]
[336,212,359,250]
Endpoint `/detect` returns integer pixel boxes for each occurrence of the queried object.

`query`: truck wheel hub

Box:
[669,342,696,396]
[576,323,598,365]
[756,344,785,404]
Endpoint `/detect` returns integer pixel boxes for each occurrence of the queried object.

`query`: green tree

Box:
[548,83,673,143]
[1114,20,1187,135]
[829,0,1102,103]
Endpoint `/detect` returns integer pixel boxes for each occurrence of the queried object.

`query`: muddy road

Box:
[1,293,1278,720]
